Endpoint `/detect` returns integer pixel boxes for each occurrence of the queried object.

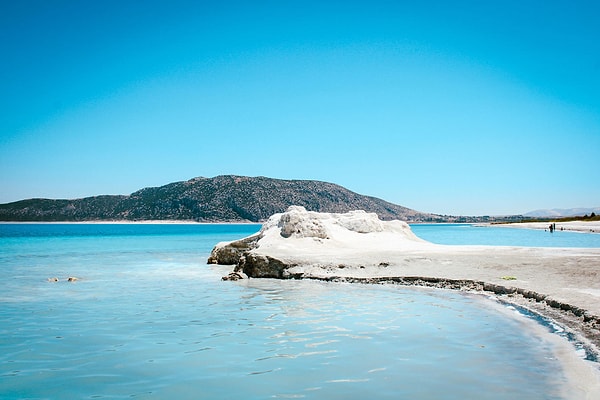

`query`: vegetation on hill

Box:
[0,176,429,222]
[519,212,599,223]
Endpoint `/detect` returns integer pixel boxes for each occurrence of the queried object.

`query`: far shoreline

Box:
[0,220,262,225]
[4,219,599,233]
[483,220,600,234]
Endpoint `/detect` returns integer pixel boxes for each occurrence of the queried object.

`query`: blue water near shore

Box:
[411,223,600,247]
[1,223,597,399]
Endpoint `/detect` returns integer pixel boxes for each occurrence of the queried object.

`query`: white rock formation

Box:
[209,206,430,278]
[259,205,426,251]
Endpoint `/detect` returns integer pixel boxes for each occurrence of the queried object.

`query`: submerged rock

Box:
[221,271,248,281]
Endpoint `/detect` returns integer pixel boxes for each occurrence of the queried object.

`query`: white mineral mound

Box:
[251,205,430,264]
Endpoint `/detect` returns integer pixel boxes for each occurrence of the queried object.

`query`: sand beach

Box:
[493,220,600,234]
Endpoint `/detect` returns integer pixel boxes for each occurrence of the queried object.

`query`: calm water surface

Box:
[411,223,600,247]
[1,223,596,399]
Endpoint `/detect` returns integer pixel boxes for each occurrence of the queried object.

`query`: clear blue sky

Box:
[1,1,599,216]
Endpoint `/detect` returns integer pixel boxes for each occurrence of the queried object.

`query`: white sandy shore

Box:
[214,207,600,399]
[264,230,600,316]
[241,209,600,314]
[491,220,600,234]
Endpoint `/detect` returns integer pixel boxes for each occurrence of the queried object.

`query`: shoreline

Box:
[211,207,600,397]
[288,274,600,357]
[271,244,600,354]
[211,208,600,346]
[227,271,600,399]
[306,275,600,398]
[220,270,600,399]
[488,220,600,234]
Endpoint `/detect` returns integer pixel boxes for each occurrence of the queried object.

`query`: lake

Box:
[1,223,598,399]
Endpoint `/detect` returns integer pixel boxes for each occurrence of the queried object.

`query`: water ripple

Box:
[0,226,578,399]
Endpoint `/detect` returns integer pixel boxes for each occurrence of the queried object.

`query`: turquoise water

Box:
[0,223,595,399]
[411,223,600,247]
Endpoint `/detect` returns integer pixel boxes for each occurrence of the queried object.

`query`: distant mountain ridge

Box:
[0,175,443,222]
[524,207,600,218]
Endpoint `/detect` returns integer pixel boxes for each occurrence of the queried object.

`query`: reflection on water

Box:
[0,224,577,399]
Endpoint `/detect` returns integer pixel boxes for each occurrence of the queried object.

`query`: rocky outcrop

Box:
[238,254,297,279]
[207,234,260,265]
[210,236,298,280]
[208,205,426,279]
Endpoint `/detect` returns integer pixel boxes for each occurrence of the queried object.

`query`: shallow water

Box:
[410,223,600,248]
[0,224,594,399]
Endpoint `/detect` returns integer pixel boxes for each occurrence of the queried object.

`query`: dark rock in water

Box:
[209,228,296,279]
[207,234,260,265]
[238,254,295,279]
[47,276,79,283]
[221,271,248,281]
[210,237,296,280]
